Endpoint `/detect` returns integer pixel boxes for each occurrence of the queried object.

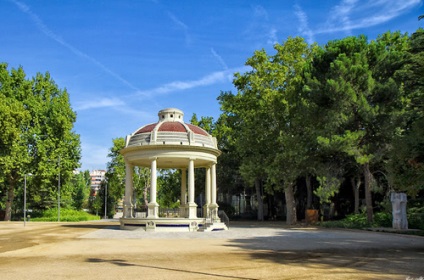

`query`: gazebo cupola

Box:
[120,108,226,232]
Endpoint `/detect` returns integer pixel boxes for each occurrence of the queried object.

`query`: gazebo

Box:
[119,108,228,232]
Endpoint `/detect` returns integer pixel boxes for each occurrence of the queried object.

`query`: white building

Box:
[90,169,106,195]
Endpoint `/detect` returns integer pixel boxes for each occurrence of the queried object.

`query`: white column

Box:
[211,163,217,205]
[124,161,134,218]
[187,158,197,218]
[148,157,159,218]
[180,168,187,217]
[204,167,211,218]
[181,168,187,205]
[210,162,219,221]
[150,158,157,204]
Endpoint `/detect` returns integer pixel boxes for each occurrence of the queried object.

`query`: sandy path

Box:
[0,221,422,280]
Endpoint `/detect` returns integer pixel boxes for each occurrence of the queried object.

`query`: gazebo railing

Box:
[159,208,180,218]
[218,210,230,229]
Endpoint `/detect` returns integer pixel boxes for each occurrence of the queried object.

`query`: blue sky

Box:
[1,0,423,171]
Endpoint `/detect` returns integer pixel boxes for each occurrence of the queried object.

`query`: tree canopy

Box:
[0,64,80,220]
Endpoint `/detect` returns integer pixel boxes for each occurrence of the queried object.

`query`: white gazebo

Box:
[119,108,228,232]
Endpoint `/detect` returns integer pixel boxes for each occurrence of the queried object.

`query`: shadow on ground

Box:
[225,227,424,278]
[85,257,259,280]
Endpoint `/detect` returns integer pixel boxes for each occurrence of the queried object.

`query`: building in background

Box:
[90,170,106,196]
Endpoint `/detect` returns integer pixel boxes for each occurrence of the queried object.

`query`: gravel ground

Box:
[0,220,423,280]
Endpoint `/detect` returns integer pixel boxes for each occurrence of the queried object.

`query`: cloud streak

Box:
[167,11,191,46]
[294,5,314,44]
[133,66,249,98]
[11,0,140,92]
[245,5,279,46]
[294,0,421,42]
[316,0,421,35]
[211,48,228,70]
[74,97,125,111]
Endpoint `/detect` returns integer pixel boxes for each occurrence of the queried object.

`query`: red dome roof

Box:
[126,108,217,149]
[135,122,209,136]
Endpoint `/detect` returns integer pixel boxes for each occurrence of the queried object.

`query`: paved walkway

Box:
[83,220,423,251]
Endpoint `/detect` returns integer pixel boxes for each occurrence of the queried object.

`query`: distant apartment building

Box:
[90,170,106,196]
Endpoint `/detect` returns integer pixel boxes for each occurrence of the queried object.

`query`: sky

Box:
[1,0,423,171]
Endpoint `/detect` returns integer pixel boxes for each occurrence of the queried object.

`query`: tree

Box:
[0,64,80,220]
[104,138,126,215]
[219,37,315,224]
[71,171,90,210]
[388,28,424,195]
[304,32,410,223]
[0,65,31,221]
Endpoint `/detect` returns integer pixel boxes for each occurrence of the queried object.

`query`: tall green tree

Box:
[304,32,410,223]
[219,37,315,224]
[0,65,31,221]
[388,28,424,195]
[0,64,80,220]
[104,138,126,215]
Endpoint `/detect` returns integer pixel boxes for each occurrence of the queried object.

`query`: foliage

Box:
[217,201,236,218]
[387,28,424,196]
[314,176,341,204]
[30,208,100,222]
[157,169,181,208]
[408,207,424,230]
[219,37,316,224]
[0,64,81,220]
[319,212,391,229]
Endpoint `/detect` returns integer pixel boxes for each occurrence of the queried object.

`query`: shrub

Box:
[319,212,391,229]
[31,208,100,222]
[408,207,424,230]
[217,201,236,218]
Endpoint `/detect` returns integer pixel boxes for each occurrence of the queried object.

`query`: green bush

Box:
[31,208,100,222]
[408,207,424,230]
[319,212,391,229]
[217,201,236,218]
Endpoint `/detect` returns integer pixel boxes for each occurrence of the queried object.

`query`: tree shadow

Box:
[225,228,424,278]
[85,258,259,279]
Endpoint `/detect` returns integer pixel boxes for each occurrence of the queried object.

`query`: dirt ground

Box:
[0,220,423,280]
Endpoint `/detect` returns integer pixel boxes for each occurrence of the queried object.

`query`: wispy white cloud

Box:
[210,48,228,70]
[316,0,421,35]
[245,5,279,46]
[267,27,278,45]
[167,11,191,46]
[74,97,125,111]
[11,0,140,92]
[133,66,249,98]
[294,5,315,44]
[254,5,269,20]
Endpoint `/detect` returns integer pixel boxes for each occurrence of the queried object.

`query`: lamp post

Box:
[104,180,108,219]
[24,173,32,227]
[58,156,61,222]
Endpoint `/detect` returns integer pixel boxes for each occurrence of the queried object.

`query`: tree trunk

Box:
[255,178,264,221]
[351,177,361,214]
[143,181,149,207]
[285,182,297,225]
[363,163,373,223]
[306,175,312,209]
[4,176,17,221]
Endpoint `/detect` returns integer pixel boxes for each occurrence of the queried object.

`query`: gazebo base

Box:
[120,217,228,232]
